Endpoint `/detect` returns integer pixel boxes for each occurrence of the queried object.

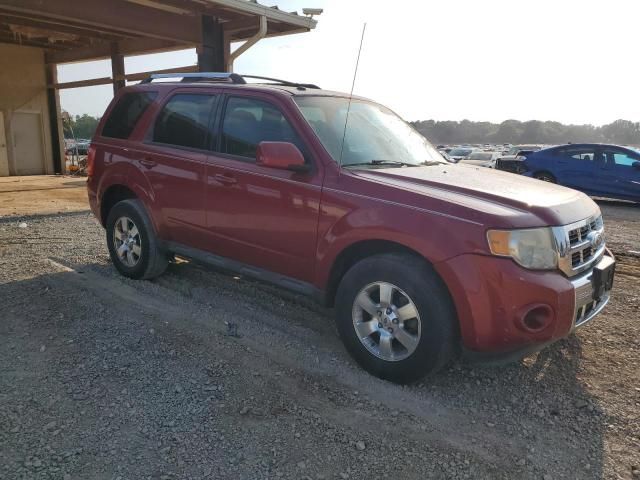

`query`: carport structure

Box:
[0,0,317,177]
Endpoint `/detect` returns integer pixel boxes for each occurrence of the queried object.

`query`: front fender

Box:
[313,192,486,289]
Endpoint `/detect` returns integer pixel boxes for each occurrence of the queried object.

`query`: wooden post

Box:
[110,43,126,94]
[45,64,64,175]
[198,15,225,72]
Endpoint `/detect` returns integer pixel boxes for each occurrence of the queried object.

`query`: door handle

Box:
[214,173,237,185]
[139,158,156,169]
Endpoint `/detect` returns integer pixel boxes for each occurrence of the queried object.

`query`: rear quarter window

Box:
[101,91,157,139]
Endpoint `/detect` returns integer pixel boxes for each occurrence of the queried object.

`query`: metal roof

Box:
[0,0,317,64]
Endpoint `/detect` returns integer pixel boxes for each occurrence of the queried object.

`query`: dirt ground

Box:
[0,182,638,479]
[0,176,88,217]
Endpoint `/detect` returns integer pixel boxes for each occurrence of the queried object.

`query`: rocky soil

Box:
[0,199,638,480]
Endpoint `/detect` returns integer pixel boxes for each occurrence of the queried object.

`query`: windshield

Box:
[467,152,492,160]
[449,148,473,156]
[294,96,445,167]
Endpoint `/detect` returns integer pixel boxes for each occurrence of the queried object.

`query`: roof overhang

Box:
[0,0,317,64]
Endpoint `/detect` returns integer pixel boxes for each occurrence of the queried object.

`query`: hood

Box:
[351,164,599,227]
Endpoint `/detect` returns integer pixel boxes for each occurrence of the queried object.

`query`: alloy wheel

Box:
[113,216,142,267]
[351,281,421,362]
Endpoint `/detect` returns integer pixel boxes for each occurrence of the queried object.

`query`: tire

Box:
[534,172,556,183]
[106,199,168,280]
[335,253,457,384]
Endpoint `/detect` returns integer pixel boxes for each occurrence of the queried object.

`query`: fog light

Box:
[518,305,553,332]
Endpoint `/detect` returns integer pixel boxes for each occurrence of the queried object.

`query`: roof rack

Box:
[140,72,246,84]
[139,72,320,90]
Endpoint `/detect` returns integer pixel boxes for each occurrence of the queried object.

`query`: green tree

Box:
[63,113,101,140]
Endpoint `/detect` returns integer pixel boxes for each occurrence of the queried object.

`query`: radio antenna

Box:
[338,23,366,169]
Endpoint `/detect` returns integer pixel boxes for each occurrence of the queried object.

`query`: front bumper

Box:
[434,252,614,355]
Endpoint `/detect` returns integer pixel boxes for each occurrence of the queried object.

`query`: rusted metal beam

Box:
[0,0,201,43]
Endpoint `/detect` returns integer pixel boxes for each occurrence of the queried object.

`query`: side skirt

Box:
[163,241,326,304]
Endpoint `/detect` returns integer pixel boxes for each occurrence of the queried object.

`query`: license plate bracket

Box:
[592,255,615,301]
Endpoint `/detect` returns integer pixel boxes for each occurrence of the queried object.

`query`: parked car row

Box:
[438,140,639,202]
[438,144,546,169]
[65,140,91,156]
[498,143,640,203]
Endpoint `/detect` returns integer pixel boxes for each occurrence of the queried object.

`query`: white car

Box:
[459,151,501,168]
[448,147,476,162]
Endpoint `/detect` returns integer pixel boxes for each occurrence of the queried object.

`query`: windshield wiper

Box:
[344,160,413,168]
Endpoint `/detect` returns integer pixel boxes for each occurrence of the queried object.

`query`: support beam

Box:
[46,37,189,65]
[45,65,63,175]
[0,13,128,41]
[49,65,198,90]
[123,65,198,83]
[0,0,201,43]
[110,43,125,94]
[0,29,78,49]
[197,15,225,72]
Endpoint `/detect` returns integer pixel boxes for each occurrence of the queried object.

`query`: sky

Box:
[58,0,640,125]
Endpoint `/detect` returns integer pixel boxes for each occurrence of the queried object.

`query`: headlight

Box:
[487,227,558,270]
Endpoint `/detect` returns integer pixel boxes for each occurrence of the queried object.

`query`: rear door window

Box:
[153,94,217,150]
[602,149,640,167]
[102,91,157,139]
[219,96,306,161]
[558,147,596,161]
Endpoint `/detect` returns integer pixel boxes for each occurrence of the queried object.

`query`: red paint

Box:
[87,82,601,355]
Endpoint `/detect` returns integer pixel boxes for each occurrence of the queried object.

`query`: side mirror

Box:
[633,161,640,170]
[256,141,309,173]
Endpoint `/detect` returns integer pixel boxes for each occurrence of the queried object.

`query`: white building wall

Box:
[0,43,56,176]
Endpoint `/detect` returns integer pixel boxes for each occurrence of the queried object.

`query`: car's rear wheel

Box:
[535,172,556,183]
[335,253,457,383]
[106,199,168,280]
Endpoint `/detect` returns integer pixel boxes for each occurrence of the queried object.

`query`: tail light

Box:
[86,145,96,177]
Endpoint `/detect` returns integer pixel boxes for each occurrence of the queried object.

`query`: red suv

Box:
[87,73,615,383]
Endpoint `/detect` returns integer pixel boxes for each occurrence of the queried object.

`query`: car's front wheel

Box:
[335,253,457,383]
[106,199,168,280]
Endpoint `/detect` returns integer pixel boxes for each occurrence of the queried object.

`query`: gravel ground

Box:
[0,199,639,480]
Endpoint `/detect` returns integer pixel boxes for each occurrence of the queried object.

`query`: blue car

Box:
[521,144,640,203]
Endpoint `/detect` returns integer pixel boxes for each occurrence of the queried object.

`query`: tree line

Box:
[411,119,640,146]
[62,112,640,147]
[63,113,101,140]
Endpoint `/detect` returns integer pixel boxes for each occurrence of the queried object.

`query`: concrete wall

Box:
[0,43,55,176]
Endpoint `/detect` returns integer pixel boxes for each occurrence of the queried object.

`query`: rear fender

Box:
[97,162,162,235]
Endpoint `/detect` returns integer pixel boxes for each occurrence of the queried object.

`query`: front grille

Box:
[495,159,525,174]
[555,215,605,277]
